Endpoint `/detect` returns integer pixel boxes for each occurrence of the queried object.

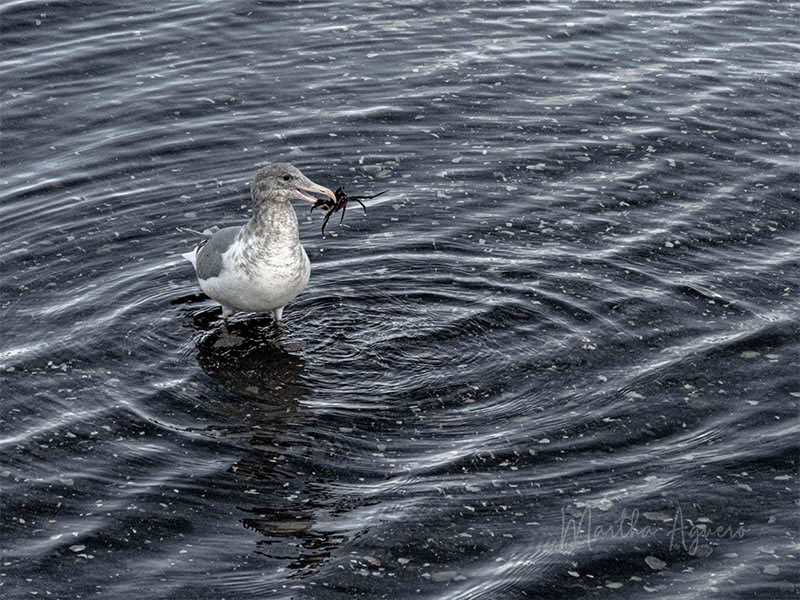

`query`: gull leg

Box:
[221,305,234,330]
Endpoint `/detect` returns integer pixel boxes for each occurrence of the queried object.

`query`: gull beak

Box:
[293,181,336,204]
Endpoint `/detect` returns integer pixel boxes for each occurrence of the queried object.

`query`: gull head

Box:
[251,163,335,206]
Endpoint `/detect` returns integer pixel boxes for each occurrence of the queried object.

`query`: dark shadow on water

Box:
[170,291,211,306]
[194,313,307,403]
[188,313,345,578]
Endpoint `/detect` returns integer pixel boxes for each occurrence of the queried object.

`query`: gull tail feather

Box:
[177,226,218,239]
[178,226,219,269]
[181,248,198,268]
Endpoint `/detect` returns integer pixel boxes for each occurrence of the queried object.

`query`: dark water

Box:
[2,1,798,598]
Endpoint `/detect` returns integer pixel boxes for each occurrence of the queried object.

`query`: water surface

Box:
[1,1,798,598]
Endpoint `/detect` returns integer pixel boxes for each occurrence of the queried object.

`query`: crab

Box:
[310,186,387,235]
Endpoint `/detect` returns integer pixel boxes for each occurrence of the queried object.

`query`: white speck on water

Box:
[645,556,666,570]
[593,498,614,511]
[69,545,86,552]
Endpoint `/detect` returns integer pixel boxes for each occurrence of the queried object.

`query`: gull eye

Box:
[282,174,293,182]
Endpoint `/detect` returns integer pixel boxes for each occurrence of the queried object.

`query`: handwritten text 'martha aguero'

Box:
[560,505,746,555]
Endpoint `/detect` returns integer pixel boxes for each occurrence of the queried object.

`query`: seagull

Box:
[180,163,336,323]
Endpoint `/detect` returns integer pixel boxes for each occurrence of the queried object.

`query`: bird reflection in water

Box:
[190,309,346,578]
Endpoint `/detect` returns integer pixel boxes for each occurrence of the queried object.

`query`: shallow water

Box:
[1,1,798,598]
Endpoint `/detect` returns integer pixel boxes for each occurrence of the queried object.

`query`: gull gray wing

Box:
[195,226,241,280]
